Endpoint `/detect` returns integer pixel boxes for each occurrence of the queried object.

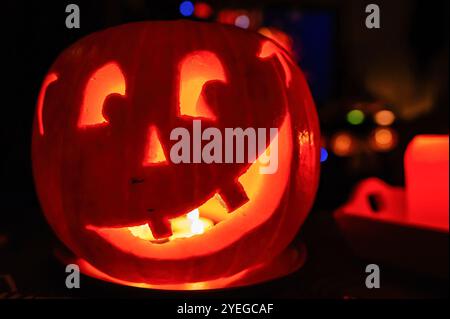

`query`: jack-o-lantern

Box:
[32,21,320,289]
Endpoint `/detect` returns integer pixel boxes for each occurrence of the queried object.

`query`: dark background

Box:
[1,0,448,298]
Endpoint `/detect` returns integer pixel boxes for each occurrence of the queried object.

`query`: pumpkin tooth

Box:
[218,180,249,213]
[148,217,173,239]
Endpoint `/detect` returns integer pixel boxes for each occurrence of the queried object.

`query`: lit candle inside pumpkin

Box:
[128,208,214,242]
[404,135,449,231]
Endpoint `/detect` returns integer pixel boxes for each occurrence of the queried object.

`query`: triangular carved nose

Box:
[142,125,167,165]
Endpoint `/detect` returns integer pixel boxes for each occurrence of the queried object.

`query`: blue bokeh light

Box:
[179,1,194,17]
[320,147,328,162]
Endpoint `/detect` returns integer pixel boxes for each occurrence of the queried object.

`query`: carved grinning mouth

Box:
[86,171,253,244]
[142,178,250,240]
[122,193,229,243]
[85,112,292,256]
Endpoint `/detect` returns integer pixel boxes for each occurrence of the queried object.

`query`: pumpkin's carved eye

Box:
[258,40,292,88]
[178,51,227,120]
[77,62,126,128]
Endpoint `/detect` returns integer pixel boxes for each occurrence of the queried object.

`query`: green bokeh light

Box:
[347,109,365,125]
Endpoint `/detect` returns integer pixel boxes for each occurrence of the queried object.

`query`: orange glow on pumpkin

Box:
[37,72,58,135]
[73,239,305,290]
[78,62,126,127]
[32,21,320,288]
[76,256,251,290]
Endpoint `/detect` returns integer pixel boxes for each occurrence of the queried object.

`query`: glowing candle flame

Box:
[187,209,204,235]
[128,208,213,242]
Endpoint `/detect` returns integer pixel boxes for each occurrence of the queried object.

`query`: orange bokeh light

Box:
[374,109,395,126]
[372,127,397,151]
[331,132,355,156]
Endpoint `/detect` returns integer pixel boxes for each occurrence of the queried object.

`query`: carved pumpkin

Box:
[32,21,320,288]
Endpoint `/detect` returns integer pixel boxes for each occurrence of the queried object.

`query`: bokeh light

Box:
[374,109,395,126]
[331,132,355,157]
[179,1,194,17]
[235,15,250,29]
[194,2,213,19]
[217,10,239,25]
[371,127,397,152]
[346,109,365,125]
[320,147,329,162]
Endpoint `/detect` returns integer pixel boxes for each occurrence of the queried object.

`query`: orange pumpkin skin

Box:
[32,21,320,285]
